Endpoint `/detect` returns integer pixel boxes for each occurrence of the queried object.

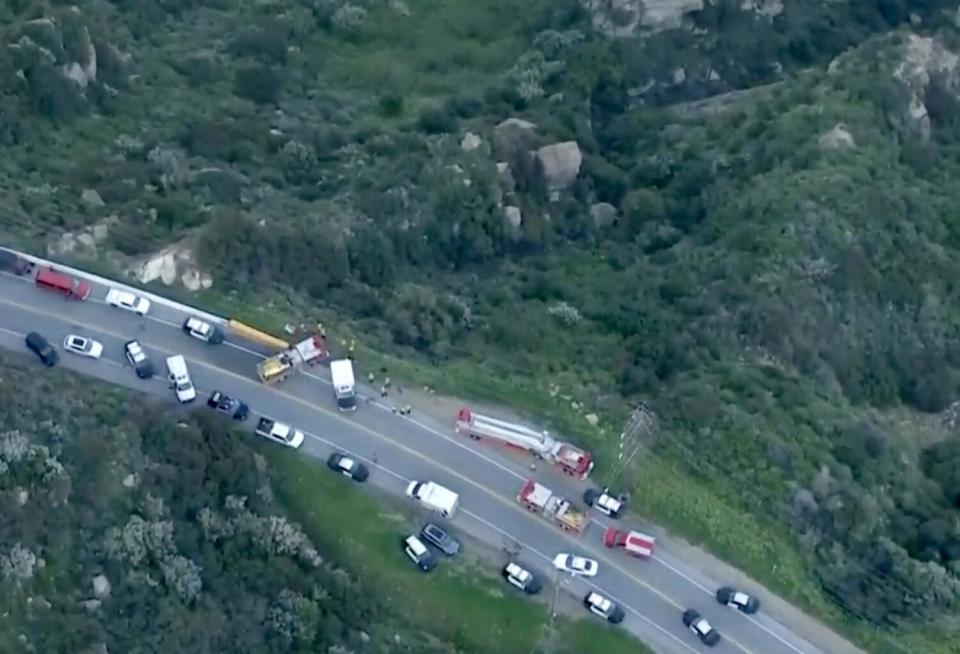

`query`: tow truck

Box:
[256,327,327,384]
[456,408,594,479]
[516,479,586,535]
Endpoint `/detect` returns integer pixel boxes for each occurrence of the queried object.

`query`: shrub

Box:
[417,105,457,134]
[234,65,283,105]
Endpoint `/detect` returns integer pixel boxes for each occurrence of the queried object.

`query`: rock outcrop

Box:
[535,141,582,191]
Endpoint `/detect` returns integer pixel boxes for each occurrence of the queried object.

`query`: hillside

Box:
[4,1,960,652]
[0,350,651,654]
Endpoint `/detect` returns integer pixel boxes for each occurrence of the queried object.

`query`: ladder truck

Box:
[455,407,594,479]
[257,330,327,384]
[517,479,587,535]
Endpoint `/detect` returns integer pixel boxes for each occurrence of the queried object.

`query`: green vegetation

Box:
[271,448,654,654]
[6,0,960,652]
[0,350,653,653]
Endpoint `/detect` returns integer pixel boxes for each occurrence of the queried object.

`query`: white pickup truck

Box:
[405,480,459,518]
[254,417,305,449]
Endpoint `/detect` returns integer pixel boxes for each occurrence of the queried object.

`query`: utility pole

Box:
[540,568,571,654]
[606,402,659,490]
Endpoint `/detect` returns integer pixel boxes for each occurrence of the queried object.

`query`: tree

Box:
[234,65,283,105]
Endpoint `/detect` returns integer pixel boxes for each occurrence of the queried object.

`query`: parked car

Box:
[683,609,721,647]
[716,586,760,614]
[0,249,29,275]
[326,452,369,482]
[25,332,58,367]
[502,562,541,594]
[583,488,624,519]
[63,335,103,359]
[583,591,625,623]
[123,340,154,379]
[206,391,249,420]
[105,288,151,316]
[183,317,224,344]
[552,553,598,577]
[403,535,436,572]
[420,523,460,556]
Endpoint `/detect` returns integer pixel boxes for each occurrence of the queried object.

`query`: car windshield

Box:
[70,338,85,348]
[176,381,193,392]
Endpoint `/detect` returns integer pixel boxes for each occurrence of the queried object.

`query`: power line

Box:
[0,225,956,627]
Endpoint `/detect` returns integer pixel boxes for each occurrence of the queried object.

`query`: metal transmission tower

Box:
[606,402,660,490]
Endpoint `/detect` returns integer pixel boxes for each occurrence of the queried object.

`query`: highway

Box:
[0,259,828,654]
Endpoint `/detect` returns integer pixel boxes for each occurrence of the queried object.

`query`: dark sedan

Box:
[716,586,760,614]
[326,452,370,482]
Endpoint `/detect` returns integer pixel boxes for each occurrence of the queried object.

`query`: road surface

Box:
[0,259,830,654]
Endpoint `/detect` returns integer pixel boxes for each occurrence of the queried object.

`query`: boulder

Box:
[535,141,582,191]
[818,123,856,150]
[92,574,111,599]
[504,206,522,230]
[496,162,516,192]
[122,473,138,489]
[460,132,482,151]
[81,599,101,612]
[590,202,618,228]
[495,117,537,131]
[81,189,104,207]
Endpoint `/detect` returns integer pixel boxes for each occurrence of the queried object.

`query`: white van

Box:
[166,355,197,403]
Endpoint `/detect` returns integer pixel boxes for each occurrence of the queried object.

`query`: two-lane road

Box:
[0,263,825,654]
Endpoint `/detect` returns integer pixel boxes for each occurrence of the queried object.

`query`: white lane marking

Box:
[2,251,226,324]
[650,555,811,654]
[0,265,812,654]
[255,408,701,654]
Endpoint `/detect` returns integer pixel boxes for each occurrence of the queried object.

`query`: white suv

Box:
[403,535,436,572]
[105,288,151,316]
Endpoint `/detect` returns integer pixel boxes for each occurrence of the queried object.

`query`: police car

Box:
[583,488,624,519]
[583,591,625,623]
[716,586,760,614]
[502,562,541,594]
[182,316,224,344]
[682,609,721,647]
[326,452,369,482]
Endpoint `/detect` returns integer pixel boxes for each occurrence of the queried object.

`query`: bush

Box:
[417,105,458,134]
[234,65,283,105]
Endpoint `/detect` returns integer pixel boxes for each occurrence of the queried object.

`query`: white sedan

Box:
[105,288,151,316]
[63,335,103,359]
[553,553,599,577]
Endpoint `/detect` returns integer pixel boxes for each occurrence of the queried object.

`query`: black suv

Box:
[420,523,460,556]
[25,332,58,367]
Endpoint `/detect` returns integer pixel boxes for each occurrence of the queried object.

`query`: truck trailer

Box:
[456,408,594,479]
[257,332,327,384]
[329,358,357,411]
[517,479,586,535]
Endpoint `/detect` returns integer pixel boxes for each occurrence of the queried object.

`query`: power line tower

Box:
[606,402,660,490]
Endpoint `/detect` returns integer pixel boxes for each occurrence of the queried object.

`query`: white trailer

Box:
[329,359,357,411]
[406,480,459,518]
[455,407,594,479]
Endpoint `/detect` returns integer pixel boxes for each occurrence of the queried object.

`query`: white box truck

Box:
[406,480,459,518]
[165,355,196,403]
[330,359,357,411]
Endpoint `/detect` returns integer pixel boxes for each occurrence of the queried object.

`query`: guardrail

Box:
[2,246,226,325]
